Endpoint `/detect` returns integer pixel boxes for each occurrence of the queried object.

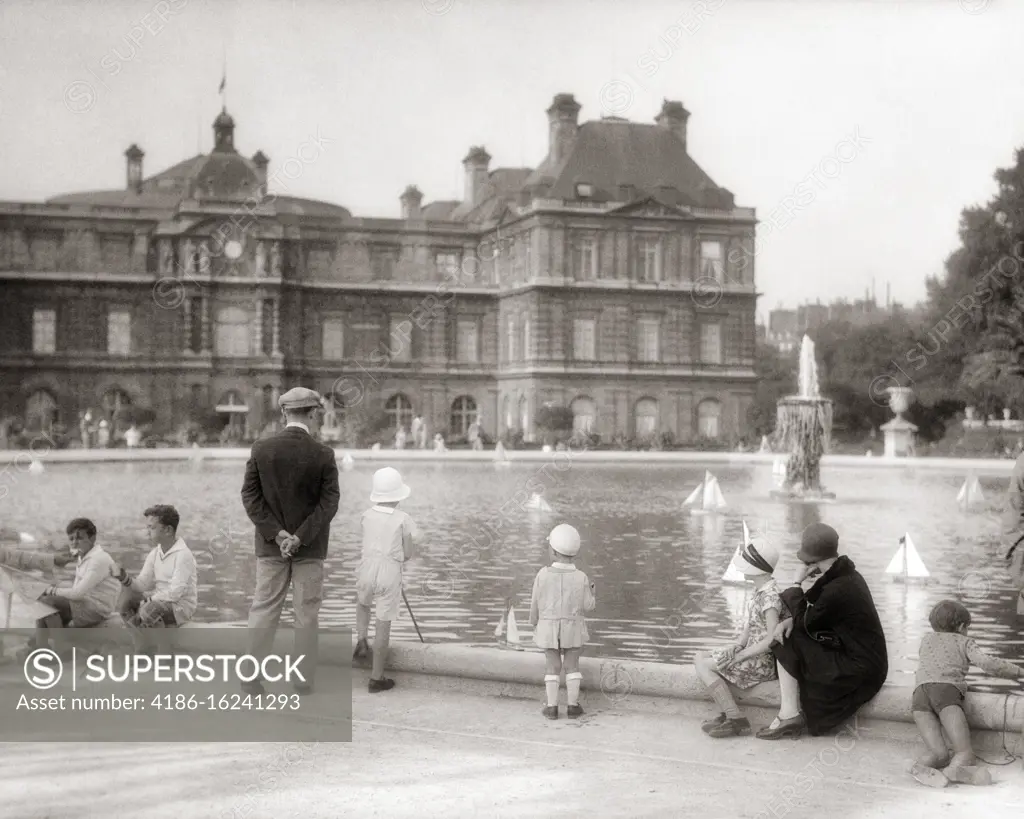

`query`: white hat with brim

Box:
[548,523,581,557]
[370,467,411,504]
[731,536,779,577]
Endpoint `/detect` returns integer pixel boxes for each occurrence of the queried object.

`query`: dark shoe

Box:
[293,683,314,696]
[542,705,558,720]
[241,680,266,696]
[755,714,806,740]
[567,704,584,718]
[353,638,371,661]
[707,717,751,738]
[701,712,728,734]
[368,677,395,693]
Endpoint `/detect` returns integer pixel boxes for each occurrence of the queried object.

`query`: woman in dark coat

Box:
[756,523,888,739]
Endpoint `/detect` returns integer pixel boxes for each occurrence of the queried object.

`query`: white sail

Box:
[722,521,753,585]
[683,482,704,507]
[956,475,984,508]
[27,459,44,474]
[711,478,727,509]
[525,493,552,512]
[885,534,930,580]
[506,608,521,644]
[18,532,36,544]
[341,452,355,471]
[494,610,505,639]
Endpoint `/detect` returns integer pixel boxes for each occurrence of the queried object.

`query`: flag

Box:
[218,75,226,94]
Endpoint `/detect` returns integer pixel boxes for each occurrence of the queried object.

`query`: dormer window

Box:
[575,183,594,199]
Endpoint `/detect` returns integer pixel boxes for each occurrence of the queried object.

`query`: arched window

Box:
[385,393,414,432]
[25,389,58,433]
[102,387,132,432]
[450,395,478,437]
[571,396,597,434]
[634,397,659,438]
[519,395,529,438]
[215,306,252,357]
[697,398,722,439]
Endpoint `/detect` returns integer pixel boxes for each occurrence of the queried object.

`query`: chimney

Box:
[125,144,144,193]
[252,151,270,197]
[546,93,581,166]
[401,185,423,220]
[462,146,491,208]
[655,100,691,150]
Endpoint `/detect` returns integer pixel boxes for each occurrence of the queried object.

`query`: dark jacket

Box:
[241,426,340,561]
[772,555,888,735]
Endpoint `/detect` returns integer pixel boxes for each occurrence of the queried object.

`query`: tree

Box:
[535,404,574,446]
[747,341,797,438]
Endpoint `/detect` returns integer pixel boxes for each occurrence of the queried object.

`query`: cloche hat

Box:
[370,467,411,504]
[731,535,780,577]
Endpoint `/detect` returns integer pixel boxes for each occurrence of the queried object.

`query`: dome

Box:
[214,109,235,129]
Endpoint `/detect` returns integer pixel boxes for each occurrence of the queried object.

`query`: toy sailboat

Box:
[340,452,355,472]
[524,493,552,513]
[683,471,727,515]
[494,442,511,469]
[27,459,44,475]
[722,521,753,585]
[885,534,931,583]
[494,603,523,649]
[772,457,786,488]
[956,474,984,510]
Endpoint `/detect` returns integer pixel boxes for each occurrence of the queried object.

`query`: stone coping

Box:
[31,627,1022,735]
[0,446,1015,474]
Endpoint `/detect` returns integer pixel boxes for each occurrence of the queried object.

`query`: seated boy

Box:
[114,506,197,643]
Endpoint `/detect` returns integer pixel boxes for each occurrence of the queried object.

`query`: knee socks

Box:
[707,679,742,720]
[565,672,582,706]
[544,675,559,707]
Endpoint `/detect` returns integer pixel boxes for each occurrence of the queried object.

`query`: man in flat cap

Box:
[241,386,340,695]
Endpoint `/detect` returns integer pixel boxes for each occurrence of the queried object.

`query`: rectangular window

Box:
[456,318,479,363]
[107,309,131,355]
[637,318,660,363]
[573,318,596,362]
[700,240,724,282]
[32,308,56,354]
[435,251,460,279]
[370,245,399,280]
[322,318,344,360]
[507,316,517,361]
[701,322,723,364]
[636,236,662,282]
[389,315,412,362]
[188,298,203,353]
[573,236,598,280]
[350,322,380,362]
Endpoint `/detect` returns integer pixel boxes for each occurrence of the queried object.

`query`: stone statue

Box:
[270,241,281,276]
[182,239,195,275]
[255,241,267,275]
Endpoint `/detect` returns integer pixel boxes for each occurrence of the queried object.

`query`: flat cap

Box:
[278,387,323,411]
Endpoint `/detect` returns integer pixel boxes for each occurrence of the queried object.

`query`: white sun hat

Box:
[548,523,582,557]
[370,467,411,504]
[731,535,780,577]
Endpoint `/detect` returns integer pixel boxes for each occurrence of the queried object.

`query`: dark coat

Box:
[240,426,340,561]
[771,555,888,735]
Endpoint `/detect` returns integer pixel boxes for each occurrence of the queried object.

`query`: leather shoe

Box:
[755,714,806,740]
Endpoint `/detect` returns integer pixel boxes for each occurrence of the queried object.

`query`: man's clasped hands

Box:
[275,530,301,558]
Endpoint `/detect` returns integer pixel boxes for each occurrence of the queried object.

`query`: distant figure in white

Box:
[125,424,141,450]
[433,433,446,452]
[394,425,407,450]
[411,415,426,449]
[97,420,110,448]
[468,418,483,451]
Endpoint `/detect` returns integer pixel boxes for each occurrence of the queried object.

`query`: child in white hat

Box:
[354,467,417,693]
[693,535,785,737]
[528,523,597,719]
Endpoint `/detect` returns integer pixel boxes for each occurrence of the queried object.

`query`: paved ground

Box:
[0,666,1022,819]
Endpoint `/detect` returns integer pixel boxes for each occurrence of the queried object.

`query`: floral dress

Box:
[708,578,785,689]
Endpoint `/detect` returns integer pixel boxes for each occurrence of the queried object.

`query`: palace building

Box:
[0,93,758,445]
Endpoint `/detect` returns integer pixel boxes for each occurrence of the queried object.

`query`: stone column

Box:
[254,298,264,356]
[200,297,211,352]
[676,391,694,441]
[272,299,281,355]
[182,298,192,353]
[487,388,499,438]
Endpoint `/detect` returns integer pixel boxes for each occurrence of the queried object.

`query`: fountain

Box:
[771,335,836,502]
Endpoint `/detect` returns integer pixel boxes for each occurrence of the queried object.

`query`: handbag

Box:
[801,602,843,650]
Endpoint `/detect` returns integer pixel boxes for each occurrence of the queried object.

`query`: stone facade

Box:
[0,95,757,445]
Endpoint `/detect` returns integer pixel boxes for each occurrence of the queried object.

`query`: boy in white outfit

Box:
[353,468,417,693]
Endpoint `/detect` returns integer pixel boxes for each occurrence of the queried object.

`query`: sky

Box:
[0,0,1021,322]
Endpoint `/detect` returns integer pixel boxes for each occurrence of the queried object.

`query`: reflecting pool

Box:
[3,459,1021,692]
